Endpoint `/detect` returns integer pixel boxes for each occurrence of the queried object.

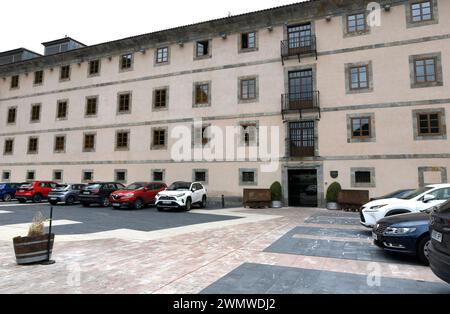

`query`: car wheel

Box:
[417,236,431,265]
[200,195,207,208]
[18,199,26,204]
[32,194,42,203]
[2,193,12,202]
[102,197,110,207]
[49,200,58,206]
[133,199,144,210]
[82,202,90,207]
[65,196,75,205]
[185,198,192,211]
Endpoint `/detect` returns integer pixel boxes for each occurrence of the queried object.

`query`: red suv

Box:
[110,182,167,210]
[16,181,59,203]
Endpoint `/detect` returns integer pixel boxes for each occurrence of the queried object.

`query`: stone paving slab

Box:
[264,227,419,265]
[201,263,450,294]
[304,212,361,226]
[292,226,371,239]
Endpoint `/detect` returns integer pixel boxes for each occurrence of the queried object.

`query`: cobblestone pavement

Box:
[0,204,448,294]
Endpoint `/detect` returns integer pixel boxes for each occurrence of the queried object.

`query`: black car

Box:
[429,201,450,284]
[373,210,431,264]
[370,189,415,201]
[79,182,125,207]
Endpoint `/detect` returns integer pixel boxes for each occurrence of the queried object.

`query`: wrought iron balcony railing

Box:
[281,35,317,64]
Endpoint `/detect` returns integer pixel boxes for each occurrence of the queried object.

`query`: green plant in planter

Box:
[270,181,283,201]
[326,182,342,203]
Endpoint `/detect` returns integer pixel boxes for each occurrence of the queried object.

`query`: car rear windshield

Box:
[167,182,191,191]
[125,183,145,190]
[401,187,432,200]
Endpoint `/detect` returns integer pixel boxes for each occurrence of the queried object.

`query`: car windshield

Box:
[85,184,101,190]
[167,182,191,191]
[124,183,145,190]
[401,187,432,200]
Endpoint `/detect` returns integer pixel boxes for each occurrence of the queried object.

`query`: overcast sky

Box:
[2,0,304,54]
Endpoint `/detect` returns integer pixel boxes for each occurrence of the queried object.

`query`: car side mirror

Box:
[423,194,436,203]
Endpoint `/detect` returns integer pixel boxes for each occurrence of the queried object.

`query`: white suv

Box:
[155,181,207,211]
[361,184,450,228]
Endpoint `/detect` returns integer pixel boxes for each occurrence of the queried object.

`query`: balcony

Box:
[281,35,317,65]
[281,91,320,120]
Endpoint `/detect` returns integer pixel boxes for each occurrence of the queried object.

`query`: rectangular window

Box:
[241,32,256,50]
[83,170,93,182]
[120,53,133,70]
[34,70,44,85]
[26,171,35,181]
[10,75,19,89]
[418,112,441,135]
[411,1,432,22]
[116,131,129,150]
[118,93,131,113]
[194,170,207,183]
[350,65,369,90]
[355,171,371,184]
[53,170,63,182]
[351,117,371,138]
[154,89,167,109]
[347,13,366,33]
[88,60,100,75]
[241,123,258,146]
[60,65,70,80]
[54,135,66,153]
[152,129,166,148]
[7,107,16,124]
[115,170,127,183]
[2,171,11,181]
[28,137,39,154]
[3,139,13,155]
[240,78,256,100]
[57,100,68,119]
[195,83,209,105]
[196,40,209,57]
[86,97,98,116]
[31,104,41,122]
[414,58,436,83]
[242,171,255,183]
[83,133,96,152]
[152,171,164,182]
[156,47,169,63]
[289,121,315,157]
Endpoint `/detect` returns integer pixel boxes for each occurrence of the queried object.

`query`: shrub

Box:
[326,182,342,203]
[27,212,45,237]
[270,181,283,201]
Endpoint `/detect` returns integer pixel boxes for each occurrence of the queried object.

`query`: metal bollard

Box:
[221,195,225,208]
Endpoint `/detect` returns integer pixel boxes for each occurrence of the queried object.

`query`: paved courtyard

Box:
[0,202,448,294]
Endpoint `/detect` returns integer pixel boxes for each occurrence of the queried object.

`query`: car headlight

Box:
[175,193,186,198]
[124,193,134,197]
[384,227,416,235]
[365,204,388,212]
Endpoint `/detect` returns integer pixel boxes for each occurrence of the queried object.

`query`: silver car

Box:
[48,184,85,205]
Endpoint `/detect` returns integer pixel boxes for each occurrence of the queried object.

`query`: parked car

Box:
[370,189,415,201]
[110,182,167,210]
[360,184,450,228]
[155,181,207,211]
[48,184,86,205]
[79,182,125,207]
[429,200,450,284]
[373,210,431,265]
[0,183,24,201]
[15,181,59,203]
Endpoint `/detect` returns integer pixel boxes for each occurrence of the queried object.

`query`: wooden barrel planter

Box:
[13,234,54,265]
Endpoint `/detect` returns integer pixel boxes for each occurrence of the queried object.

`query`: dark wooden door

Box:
[288,169,318,207]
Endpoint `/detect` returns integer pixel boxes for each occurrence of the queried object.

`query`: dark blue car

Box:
[0,183,23,202]
[372,210,431,264]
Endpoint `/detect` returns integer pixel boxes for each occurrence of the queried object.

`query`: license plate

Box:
[162,201,171,204]
[372,232,378,241]
[83,192,90,195]
[50,197,57,201]
[19,190,24,193]
[112,203,121,207]
[432,230,443,243]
